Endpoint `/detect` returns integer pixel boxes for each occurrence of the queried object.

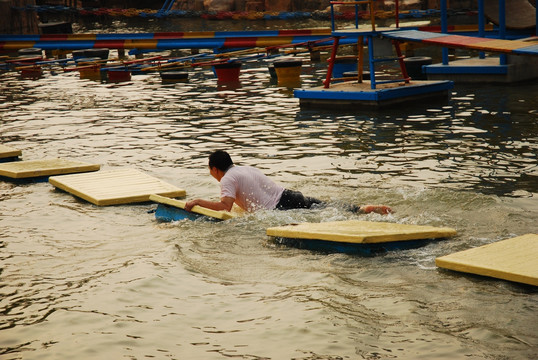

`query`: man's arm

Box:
[185,196,235,212]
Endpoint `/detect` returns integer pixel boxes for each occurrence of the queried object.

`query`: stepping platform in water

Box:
[150,194,235,221]
[266,220,457,255]
[295,80,454,109]
[435,234,538,286]
[49,168,186,206]
[0,158,100,179]
[0,144,22,161]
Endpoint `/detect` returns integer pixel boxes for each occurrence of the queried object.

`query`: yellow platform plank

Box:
[0,144,22,159]
[266,220,457,244]
[435,234,538,286]
[49,168,186,206]
[470,39,533,52]
[0,158,100,179]
[149,194,235,220]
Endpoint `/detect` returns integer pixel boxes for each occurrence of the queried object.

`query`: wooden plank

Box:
[382,29,449,41]
[49,168,186,206]
[0,158,100,178]
[150,194,235,220]
[435,234,538,286]
[266,220,456,244]
[423,35,490,47]
[470,39,536,52]
[514,43,538,56]
[0,144,22,159]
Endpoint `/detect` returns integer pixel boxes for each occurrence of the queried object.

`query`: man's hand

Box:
[184,199,200,212]
[361,205,393,215]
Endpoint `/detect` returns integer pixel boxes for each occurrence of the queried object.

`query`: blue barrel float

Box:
[342,70,371,80]
[333,56,358,78]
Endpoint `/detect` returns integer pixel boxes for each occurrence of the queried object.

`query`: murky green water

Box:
[1,17,537,360]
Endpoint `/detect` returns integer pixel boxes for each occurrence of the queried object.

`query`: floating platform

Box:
[150,194,235,222]
[0,158,100,179]
[436,234,538,286]
[266,220,457,255]
[424,55,538,83]
[49,168,186,206]
[0,144,22,162]
[382,30,538,57]
[295,80,454,109]
[382,30,538,83]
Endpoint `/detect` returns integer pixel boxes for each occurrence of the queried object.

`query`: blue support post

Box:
[499,0,506,65]
[368,35,376,89]
[440,0,449,65]
[355,4,359,29]
[478,0,485,59]
[331,4,336,31]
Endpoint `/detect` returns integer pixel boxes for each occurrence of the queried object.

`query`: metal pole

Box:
[499,0,506,65]
[441,0,449,65]
[478,0,485,59]
[331,4,335,31]
[395,0,399,28]
[368,36,376,89]
[355,4,359,29]
[324,36,340,88]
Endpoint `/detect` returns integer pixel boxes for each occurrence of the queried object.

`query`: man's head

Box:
[208,150,233,172]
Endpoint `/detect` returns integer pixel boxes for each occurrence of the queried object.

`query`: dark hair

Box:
[208,150,233,171]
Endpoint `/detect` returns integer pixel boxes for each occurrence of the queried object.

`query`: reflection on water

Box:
[1,20,537,359]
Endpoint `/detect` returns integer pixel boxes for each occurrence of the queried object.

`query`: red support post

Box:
[323,36,340,88]
[393,40,410,83]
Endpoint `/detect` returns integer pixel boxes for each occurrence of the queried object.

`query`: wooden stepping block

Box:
[0,158,100,179]
[436,234,538,286]
[267,220,456,255]
[49,168,186,206]
[0,144,22,160]
[150,194,235,221]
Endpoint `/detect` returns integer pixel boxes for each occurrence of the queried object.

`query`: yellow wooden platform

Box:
[149,194,235,220]
[266,220,457,244]
[436,234,538,286]
[0,144,22,159]
[472,39,535,52]
[0,158,100,179]
[49,168,186,206]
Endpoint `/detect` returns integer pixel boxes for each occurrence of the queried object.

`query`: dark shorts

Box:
[275,189,324,210]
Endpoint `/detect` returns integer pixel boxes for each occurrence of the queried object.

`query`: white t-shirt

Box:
[220,165,285,212]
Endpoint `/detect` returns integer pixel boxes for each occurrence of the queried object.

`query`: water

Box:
[1,18,537,360]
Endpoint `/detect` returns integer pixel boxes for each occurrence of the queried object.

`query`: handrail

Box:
[329,0,377,31]
[329,0,401,31]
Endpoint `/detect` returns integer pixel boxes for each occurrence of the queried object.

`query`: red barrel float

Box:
[213,61,241,82]
[107,69,131,82]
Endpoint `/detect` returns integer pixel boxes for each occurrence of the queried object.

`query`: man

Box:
[185,150,392,215]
